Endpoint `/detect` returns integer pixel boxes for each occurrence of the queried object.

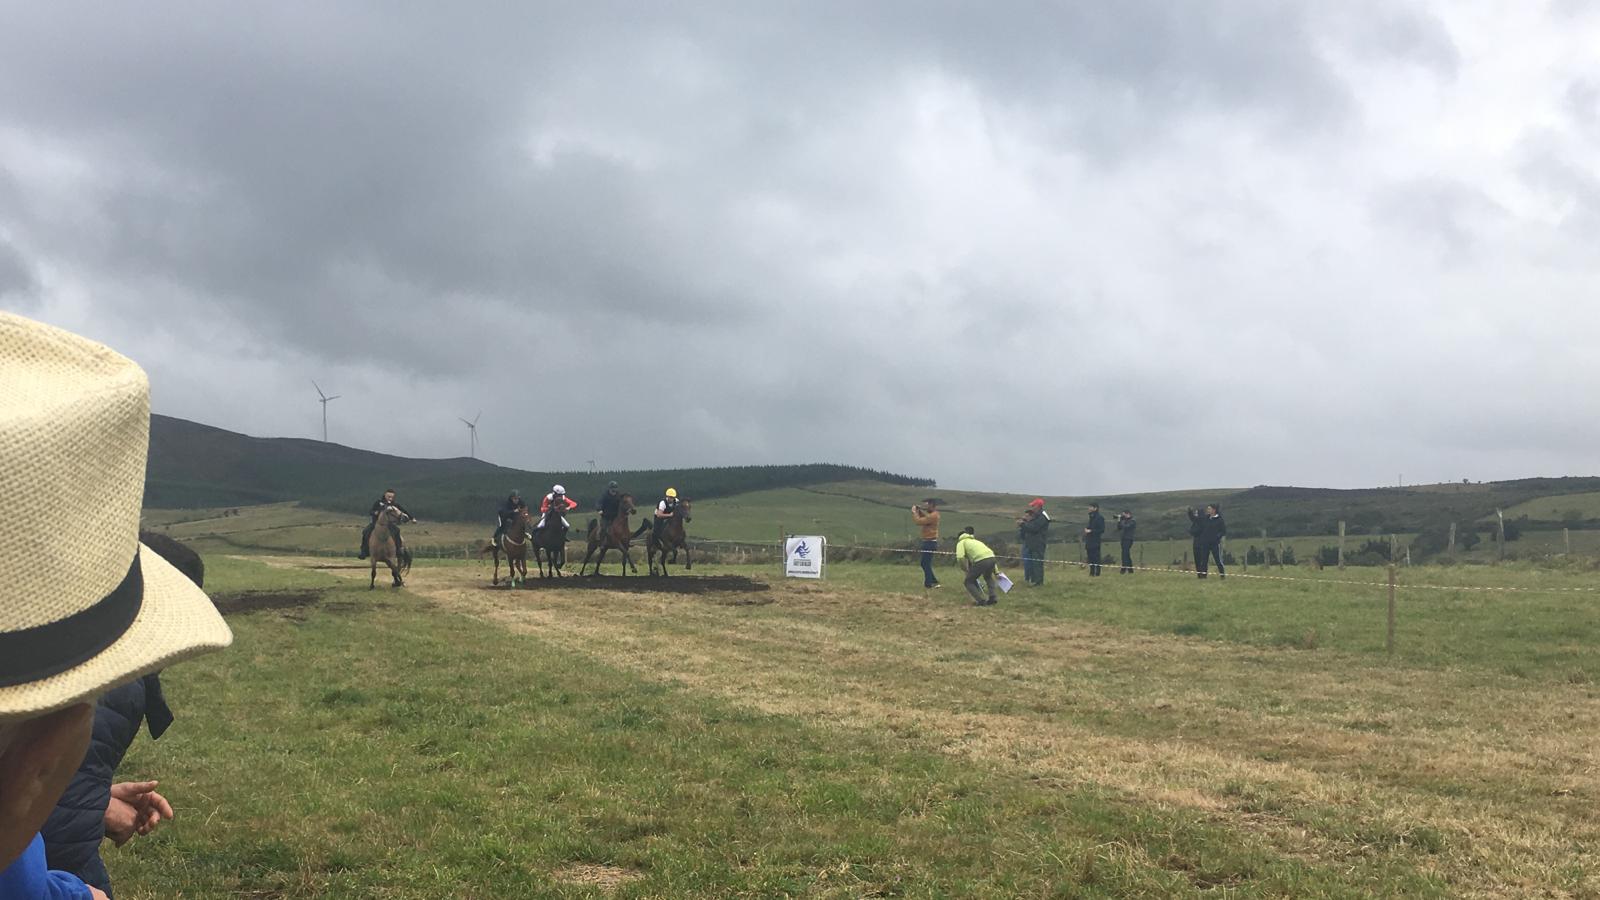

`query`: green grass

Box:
[1499,490,1600,522]
[107,556,1481,898]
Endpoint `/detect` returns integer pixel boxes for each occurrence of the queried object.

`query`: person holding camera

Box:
[911,498,941,589]
[1017,499,1050,585]
[1188,504,1227,578]
[1116,510,1136,574]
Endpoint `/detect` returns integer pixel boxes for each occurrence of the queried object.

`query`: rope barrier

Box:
[686,539,1600,595]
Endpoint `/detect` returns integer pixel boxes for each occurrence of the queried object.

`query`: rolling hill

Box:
[145,415,1600,552]
[144,415,933,523]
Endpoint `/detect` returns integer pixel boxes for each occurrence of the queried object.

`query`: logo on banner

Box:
[785,536,825,579]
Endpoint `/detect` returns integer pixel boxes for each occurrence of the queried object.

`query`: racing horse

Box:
[487,505,532,586]
[531,511,569,579]
[579,493,650,576]
[368,504,413,589]
[647,498,693,577]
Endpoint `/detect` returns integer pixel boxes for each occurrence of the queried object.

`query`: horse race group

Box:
[356,483,693,588]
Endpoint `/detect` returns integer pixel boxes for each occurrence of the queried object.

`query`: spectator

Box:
[1188,504,1227,579]
[42,532,204,897]
[0,313,231,898]
[1116,510,1136,574]
[911,499,942,589]
[954,527,1000,607]
[1083,503,1106,576]
[1017,499,1050,586]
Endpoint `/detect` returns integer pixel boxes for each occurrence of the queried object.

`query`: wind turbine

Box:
[312,381,340,442]
[459,412,481,459]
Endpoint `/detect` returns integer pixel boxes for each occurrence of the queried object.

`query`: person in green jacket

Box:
[954,527,1000,606]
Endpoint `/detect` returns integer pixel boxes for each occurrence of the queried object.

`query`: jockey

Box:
[493,489,523,543]
[652,488,681,542]
[596,481,623,532]
[538,484,579,534]
[358,488,415,559]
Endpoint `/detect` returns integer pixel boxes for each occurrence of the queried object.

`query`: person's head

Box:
[1205,504,1218,516]
[962,526,976,536]
[1089,503,1100,513]
[0,313,231,867]
[924,498,938,510]
[553,484,566,496]
[607,481,619,494]
[509,489,521,500]
[1120,510,1132,519]
[383,489,396,503]
[1028,498,1045,511]
[665,488,678,499]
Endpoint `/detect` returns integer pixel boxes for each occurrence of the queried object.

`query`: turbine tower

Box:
[312,381,340,442]
[460,412,481,459]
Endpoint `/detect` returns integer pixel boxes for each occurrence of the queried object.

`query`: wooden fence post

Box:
[1447,522,1456,558]
[1564,527,1571,556]
[1496,509,1505,562]
[1387,564,1397,656]
[1338,521,1346,570]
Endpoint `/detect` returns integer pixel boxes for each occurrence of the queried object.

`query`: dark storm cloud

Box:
[2,1,1596,492]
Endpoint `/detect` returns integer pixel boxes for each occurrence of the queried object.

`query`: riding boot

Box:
[359,523,373,558]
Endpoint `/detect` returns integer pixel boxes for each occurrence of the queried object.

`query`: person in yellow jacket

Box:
[954,527,1000,606]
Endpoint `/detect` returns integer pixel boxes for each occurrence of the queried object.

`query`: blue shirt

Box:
[0,834,91,899]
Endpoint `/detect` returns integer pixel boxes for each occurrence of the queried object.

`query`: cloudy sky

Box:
[3,1,1597,494]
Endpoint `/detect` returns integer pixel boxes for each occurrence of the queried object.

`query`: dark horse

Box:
[579,493,650,576]
[647,498,693,577]
[484,505,531,587]
[532,512,568,579]
[368,504,413,589]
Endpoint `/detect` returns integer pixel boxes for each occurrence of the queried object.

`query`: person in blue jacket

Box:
[40,532,199,898]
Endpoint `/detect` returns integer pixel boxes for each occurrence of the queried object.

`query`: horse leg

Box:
[592,547,609,577]
[493,548,501,586]
[370,555,377,590]
[683,540,692,571]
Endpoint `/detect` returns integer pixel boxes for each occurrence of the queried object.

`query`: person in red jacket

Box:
[537,485,579,538]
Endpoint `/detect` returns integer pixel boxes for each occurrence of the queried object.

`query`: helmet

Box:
[553,484,566,495]
[1028,498,1044,509]
[510,489,521,497]
[665,488,678,498]
[607,481,619,490]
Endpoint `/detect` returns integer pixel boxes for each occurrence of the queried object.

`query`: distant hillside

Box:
[144,415,934,522]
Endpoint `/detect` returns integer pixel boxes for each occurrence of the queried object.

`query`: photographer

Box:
[911,498,941,589]
[1017,499,1050,585]
[1188,504,1227,578]
[1116,510,1136,574]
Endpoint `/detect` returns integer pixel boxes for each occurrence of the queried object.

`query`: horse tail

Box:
[400,548,413,576]
[631,520,651,540]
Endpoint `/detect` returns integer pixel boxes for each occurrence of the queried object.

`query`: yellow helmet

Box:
[665,488,678,498]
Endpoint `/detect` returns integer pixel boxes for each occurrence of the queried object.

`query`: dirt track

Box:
[483,573,770,595]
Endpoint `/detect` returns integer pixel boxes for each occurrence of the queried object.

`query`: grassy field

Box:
[144,493,1600,573]
[101,550,1600,898]
[1499,490,1600,522]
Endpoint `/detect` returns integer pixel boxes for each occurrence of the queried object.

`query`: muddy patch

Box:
[551,862,643,890]
[210,589,328,615]
[485,574,770,595]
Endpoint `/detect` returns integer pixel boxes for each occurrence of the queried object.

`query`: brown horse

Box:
[531,513,568,579]
[368,504,413,589]
[647,498,693,577]
[486,505,532,586]
[579,493,650,576]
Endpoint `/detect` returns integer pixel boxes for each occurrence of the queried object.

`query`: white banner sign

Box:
[784,536,825,579]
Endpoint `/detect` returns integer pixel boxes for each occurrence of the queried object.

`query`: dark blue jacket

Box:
[41,675,172,898]
[1085,512,1106,542]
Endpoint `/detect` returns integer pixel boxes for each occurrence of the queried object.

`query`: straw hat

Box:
[0,313,231,722]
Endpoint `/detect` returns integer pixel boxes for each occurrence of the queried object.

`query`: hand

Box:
[106,780,173,844]
[89,887,109,900]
